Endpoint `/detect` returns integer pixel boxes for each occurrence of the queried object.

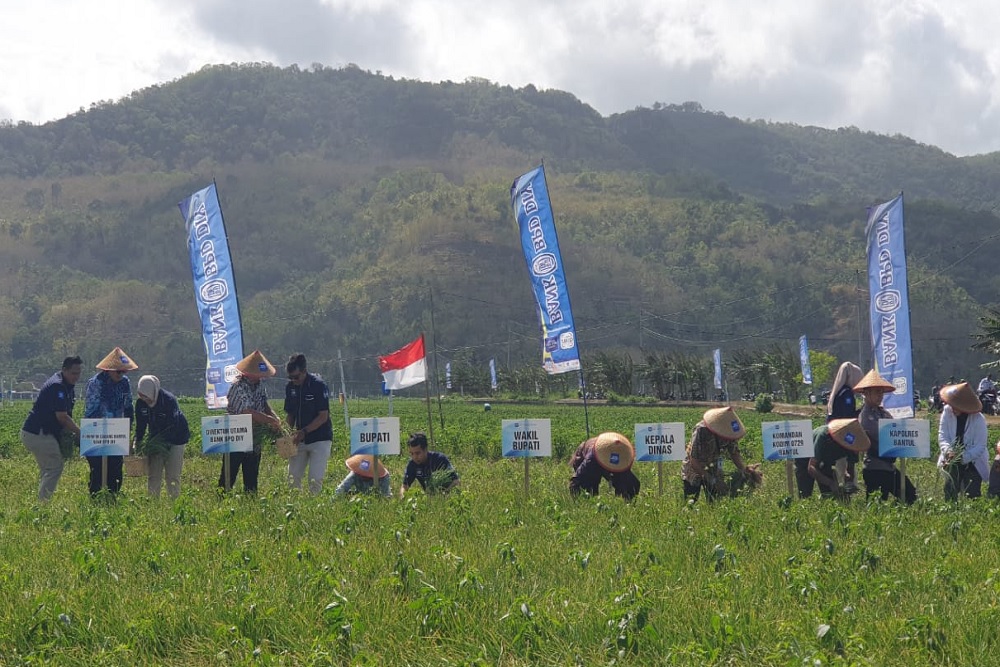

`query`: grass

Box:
[1,398,1000,665]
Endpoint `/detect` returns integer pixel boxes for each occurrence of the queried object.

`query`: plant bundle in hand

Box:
[136,434,171,458]
[58,432,76,460]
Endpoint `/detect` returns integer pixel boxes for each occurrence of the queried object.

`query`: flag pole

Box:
[428,290,445,431]
[337,349,350,432]
[423,337,436,447]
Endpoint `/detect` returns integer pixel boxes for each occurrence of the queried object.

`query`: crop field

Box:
[2,398,1000,665]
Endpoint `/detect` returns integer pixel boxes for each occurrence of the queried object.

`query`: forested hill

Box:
[0,63,997,396]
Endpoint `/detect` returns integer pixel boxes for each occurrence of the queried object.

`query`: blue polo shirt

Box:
[283,373,332,444]
[23,372,76,437]
[403,451,459,490]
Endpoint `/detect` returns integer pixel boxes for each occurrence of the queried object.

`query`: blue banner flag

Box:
[490,358,498,391]
[445,361,452,390]
[799,335,813,385]
[713,349,722,390]
[866,193,914,418]
[511,165,581,375]
[178,184,244,409]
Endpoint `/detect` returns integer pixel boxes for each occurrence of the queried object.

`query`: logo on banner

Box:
[200,279,229,304]
[559,332,575,349]
[874,290,901,314]
[531,253,558,276]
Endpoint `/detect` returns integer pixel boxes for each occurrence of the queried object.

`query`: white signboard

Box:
[502,419,552,457]
[201,414,253,454]
[350,417,400,456]
[878,418,931,458]
[79,418,130,457]
[762,420,814,461]
[633,423,686,462]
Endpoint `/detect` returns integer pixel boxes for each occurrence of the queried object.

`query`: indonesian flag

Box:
[378,334,427,390]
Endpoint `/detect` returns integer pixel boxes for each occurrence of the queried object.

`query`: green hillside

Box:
[0,63,996,396]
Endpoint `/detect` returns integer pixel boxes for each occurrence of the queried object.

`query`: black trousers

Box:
[794,458,814,498]
[862,468,917,504]
[219,451,261,493]
[944,462,982,500]
[87,455,123,495]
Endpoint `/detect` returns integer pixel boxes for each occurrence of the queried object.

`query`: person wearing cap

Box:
[937,382,990,499]
[855,369,916,504]
[83,347,137,496]
[568,432,641,500]
[283,354,333,494]
[807,418,871,499]
[334,455,391,497]
[223,350,283,494]
[825,361,865,493]
[133,375,190,499]
[400,432,460,497]
[20,356,84,501]
[682,406,762,501]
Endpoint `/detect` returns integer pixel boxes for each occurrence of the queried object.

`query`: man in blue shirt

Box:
[84,347,137,497]
[400,432,460,497]
[283,354,333,494]
[20,356,83,500]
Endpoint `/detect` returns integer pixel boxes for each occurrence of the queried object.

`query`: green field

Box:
[2,398,1000,665]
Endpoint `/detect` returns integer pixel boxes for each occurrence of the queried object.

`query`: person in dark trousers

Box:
[83,347,137,497]
[808,418,871,499]
[682,406,762,501]
[221,350,283,494]
[936,382,989,499]
[569,432,640,500]
[855,369,916,504]
[399,432,459,497]
[20,356,83,501]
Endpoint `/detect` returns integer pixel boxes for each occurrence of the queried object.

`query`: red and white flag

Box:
[379,334,427,390]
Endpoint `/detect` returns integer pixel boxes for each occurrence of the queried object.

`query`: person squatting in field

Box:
[681,406,762,501]
[283,354,333,494]
[807,418,871,500]
[937,381,990,500]
[222,350,283,494]
[84,347,138,497]
[855,369,916,504]
[19,356,83,501]
[568,431,640,500]
[134,375,190,499]
[399,432,460,497]
[335,454,391,497]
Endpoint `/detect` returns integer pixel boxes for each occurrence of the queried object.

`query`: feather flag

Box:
[379,335,427,390]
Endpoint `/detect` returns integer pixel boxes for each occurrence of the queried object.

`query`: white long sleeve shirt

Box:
[937,405,990,481]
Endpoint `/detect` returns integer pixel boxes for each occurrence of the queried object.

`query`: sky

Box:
[4,0,1000,156]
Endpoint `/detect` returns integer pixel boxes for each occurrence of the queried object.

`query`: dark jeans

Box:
[219,451,261,493]
[794,458,814,498]
[87,455,123,495]
[944,462,982,500]
[683,470,752,502]
[862,468,917,504]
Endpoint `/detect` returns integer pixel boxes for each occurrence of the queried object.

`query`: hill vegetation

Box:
[0,63,997,396]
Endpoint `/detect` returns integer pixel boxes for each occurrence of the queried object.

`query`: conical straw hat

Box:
[593,432,634,473]
[346,454,389,479]
[853,369,895,392]
[96,346,138,371]
[235,350,276,378]
[703,406,746,441]
[940,382,982,414]
[827,418,871,453]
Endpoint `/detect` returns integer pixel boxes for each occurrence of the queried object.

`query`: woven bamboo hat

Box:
[235,350,276,378]
[703,406,746,441]
[940,382,982,414]
[827,418,871,453]
[593,432,634,473]
[96,346,138,371]
[853,369,895,393]
[346,454,389,479]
